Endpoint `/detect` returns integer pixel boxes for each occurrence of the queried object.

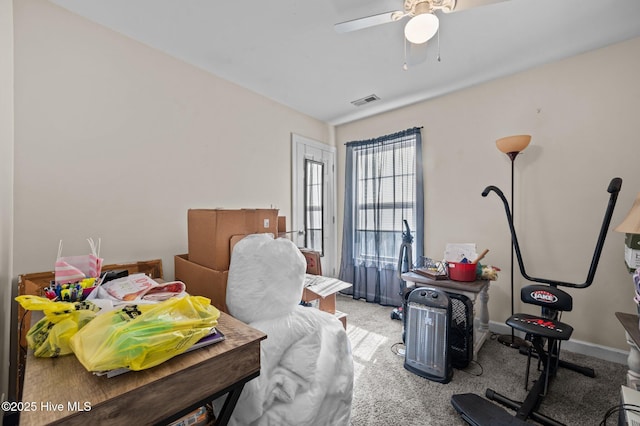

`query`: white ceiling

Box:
[49,0,640,125]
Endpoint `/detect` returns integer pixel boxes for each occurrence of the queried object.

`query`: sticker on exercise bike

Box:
[530,290,558,304]
[512,316,564,332]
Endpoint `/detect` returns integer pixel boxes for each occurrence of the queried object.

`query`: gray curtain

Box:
[339,127,424,307]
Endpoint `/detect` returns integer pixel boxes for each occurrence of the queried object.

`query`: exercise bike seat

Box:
[506,313,573,341]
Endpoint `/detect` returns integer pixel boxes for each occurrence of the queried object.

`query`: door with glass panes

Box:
[291,134,336,277]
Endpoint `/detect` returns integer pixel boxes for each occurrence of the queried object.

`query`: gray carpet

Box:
[336,293,628,426]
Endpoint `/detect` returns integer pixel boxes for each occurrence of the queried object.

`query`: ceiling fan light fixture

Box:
[404,13,439,44]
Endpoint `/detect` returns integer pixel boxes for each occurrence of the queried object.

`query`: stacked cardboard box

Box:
[176,210,349,329]
[175,209,279,313]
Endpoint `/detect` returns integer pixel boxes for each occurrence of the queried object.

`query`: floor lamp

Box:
[495,134,531,348]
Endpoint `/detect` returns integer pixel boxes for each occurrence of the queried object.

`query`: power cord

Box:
[599,403,640,425]
[457,359,484,377]
[391,342,405,357]
[390,341,483,377]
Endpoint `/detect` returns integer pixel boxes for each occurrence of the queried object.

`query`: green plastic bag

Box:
[69,295,220,372]
[15,295,99,358]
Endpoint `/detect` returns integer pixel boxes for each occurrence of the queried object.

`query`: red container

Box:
[448,262,477,282]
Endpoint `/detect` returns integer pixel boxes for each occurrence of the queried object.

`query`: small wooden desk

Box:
[401,272,491,360]
[19,312,266,425]
[616,311,640,390]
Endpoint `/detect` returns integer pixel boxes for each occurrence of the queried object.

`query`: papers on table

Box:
[304,274,352,298]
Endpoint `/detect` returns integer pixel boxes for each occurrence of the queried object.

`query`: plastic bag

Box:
[55,238,103,284]
[15,295,100,357]
[70,295,220,372]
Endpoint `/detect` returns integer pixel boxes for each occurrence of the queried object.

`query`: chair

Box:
[451,177,622,426]
[225,234,353,426]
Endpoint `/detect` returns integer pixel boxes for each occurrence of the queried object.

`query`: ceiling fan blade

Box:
[449,0,509,13]
[334,11,404,34]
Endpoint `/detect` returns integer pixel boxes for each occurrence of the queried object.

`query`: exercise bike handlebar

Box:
[482,177,622,289]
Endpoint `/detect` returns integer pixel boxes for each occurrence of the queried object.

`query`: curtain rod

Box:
[344,126,423,146]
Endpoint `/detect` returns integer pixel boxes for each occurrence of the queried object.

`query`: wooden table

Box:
[401,272,491,360]
[616,311,640,390]
[19,311,266,425]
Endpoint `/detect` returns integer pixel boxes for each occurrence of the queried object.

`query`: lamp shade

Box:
[615,193,640,234]
[496,135,531,155]
[404,13,439,44]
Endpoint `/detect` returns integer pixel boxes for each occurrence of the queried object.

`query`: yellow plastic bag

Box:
[69,295,220,372]
[15,295,99,358]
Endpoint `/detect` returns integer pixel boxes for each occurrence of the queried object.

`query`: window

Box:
[339,127,423,306]
[304,159,324,254]
[353,135,417,263]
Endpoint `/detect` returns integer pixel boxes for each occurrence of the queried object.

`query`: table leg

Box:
[625,331,640,391]
[214,382,247,426]
[478,285,490,333]
[472,285,490,360]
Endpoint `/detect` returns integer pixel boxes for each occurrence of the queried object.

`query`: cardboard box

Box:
[277,216,287,238]
[301,274,353,315]
[300,249,322,275]
[335,311,348,330]
[175,254,229,313]
[188,208,278,270]
[302,288,337,314]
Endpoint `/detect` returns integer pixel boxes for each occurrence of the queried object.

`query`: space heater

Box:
[404,287,452,383]
[403,288,474,370]
[448,293,474,369]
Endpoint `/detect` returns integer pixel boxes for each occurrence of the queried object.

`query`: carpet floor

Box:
[336,293,628,426]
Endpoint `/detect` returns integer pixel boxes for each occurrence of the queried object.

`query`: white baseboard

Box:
[489,320,629,365]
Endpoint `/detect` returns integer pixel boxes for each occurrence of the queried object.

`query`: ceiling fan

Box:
[335,0,508,45]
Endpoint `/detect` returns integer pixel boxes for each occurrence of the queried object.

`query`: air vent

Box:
[351,94,380,107]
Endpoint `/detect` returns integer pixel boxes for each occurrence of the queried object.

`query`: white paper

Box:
[444,243,477,263]
[304,274,352,298]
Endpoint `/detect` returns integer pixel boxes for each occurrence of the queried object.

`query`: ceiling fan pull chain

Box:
[403,37,409,70]
[437,29,441,62]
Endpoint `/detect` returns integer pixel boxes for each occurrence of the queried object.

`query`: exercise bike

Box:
[451,177,622,426]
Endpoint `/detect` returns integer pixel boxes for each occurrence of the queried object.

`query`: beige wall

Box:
[1,0,14,403]
[336,36,640,350]
[7,0,640,399]
[12,0,330,280]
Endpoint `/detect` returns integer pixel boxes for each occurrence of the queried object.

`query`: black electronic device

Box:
[100,269,128,284]
[404,287,452,383]
[401,287,473,369]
